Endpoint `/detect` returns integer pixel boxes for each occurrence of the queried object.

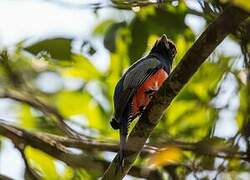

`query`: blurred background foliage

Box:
[0,0,249,179]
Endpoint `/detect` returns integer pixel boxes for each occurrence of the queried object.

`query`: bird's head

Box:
[150,34,176,63]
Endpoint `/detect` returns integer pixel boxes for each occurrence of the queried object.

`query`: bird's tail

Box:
[119,116,128,169]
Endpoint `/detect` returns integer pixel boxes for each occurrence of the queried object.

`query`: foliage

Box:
[0,0,249,179]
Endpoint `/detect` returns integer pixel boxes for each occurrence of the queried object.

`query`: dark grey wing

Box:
[113,83,135,120]
[113,56,162,121]
[123,56,162,89]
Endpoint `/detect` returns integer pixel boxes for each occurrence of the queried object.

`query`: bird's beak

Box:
[159,34,168,43]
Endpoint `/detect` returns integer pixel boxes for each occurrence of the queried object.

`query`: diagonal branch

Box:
[102,5,249,179]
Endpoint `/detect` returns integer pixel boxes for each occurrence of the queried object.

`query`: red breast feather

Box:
[131,68,168,117]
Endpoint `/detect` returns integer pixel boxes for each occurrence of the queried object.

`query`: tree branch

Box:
[0,118,247,179]
[0,174,14,180]
[0,51,86,139]
[0,119,161,179]
[102,5,249,179]
[0,90,87,139]
[43,133,157,155]
[38,0,175,10]
[156,138,247,160]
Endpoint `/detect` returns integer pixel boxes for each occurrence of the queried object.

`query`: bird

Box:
[110,34,176,168]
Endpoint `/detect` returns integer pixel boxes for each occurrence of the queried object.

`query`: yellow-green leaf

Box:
[25,146,58,179]
[221,0,250,11]
[54,91,106,130]
[61,54,102,80]
[25,38,72,60]
[19,104,36,129]
[149,146,183,168]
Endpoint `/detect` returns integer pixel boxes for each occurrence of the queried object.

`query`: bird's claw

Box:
[117,155,125,172]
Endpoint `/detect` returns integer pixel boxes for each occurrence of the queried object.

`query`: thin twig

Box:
[39,0,175,10]
[0,91,87,139]
[0,174,14,180]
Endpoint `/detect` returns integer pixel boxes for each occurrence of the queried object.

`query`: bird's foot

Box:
[116,155,125,173]
[144,89,157,98]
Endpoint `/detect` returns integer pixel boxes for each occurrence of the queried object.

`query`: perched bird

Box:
[110,34,176,167]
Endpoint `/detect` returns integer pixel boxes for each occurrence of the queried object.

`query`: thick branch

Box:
[102,5,249,179]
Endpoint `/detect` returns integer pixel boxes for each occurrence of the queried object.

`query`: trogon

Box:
[110,34,176,167]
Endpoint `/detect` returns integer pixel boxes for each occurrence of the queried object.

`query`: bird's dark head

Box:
[150,34,176,63]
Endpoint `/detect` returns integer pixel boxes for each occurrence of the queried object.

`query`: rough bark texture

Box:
[102,5,249,179]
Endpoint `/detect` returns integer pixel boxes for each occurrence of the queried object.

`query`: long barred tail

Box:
[119,116,128,169]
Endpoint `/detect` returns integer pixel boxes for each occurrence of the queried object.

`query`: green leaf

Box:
[59,167,74,179]
[222,0,250,11]
[128,17,148,63]
[178,57,230,102]
[196,137,238,155]
[54,91,107,130]
[104,22,126,52]
[55,91,92,116]
[60,54,102,80]
[25,38,72,60]
[25,146,58,179]
[142,3,193,41]
[236,84,248,130]
[93,19,115,35]
[149,146,183,168]
[165,101,205,138]
[162,58,230,140]
[19,104,36,129]
[71,169,93,180]
[127,2,194,63]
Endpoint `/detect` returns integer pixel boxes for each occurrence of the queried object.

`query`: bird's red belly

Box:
[131,68,168,117]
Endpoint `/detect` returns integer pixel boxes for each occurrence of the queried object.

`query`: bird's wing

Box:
[123,57,161,89]
[114,56,162,120]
